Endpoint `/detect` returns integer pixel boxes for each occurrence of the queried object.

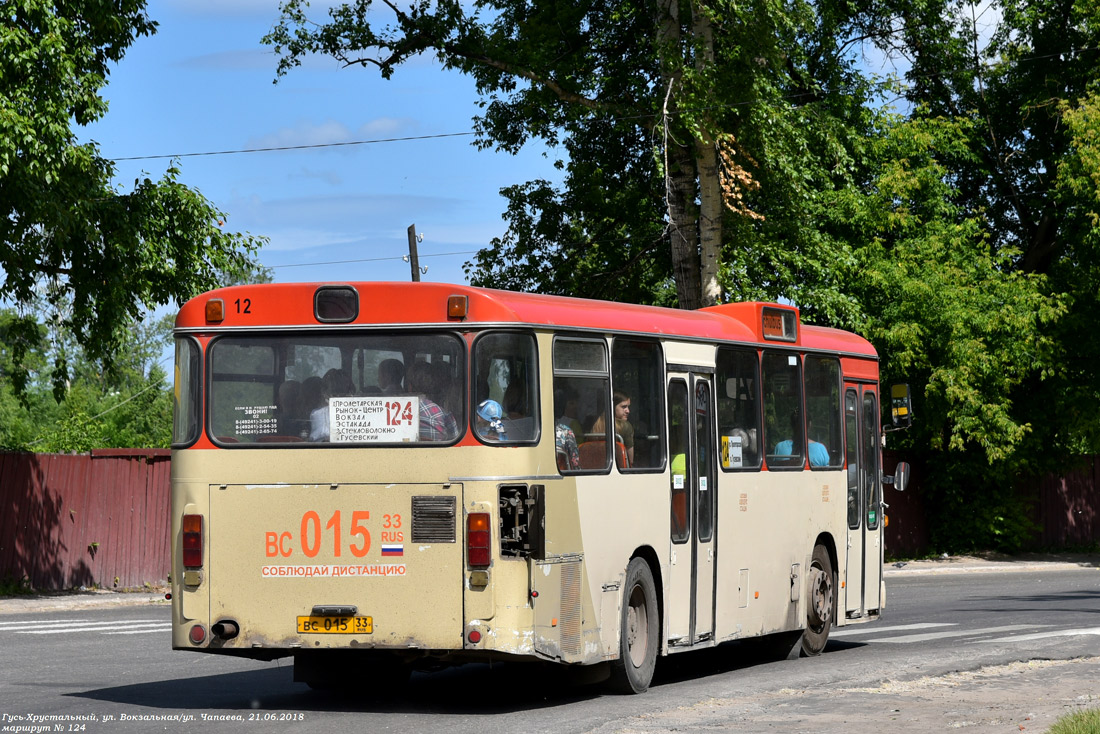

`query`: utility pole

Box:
[407,224,422,282]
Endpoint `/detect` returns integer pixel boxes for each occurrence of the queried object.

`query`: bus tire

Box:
[801,543,835,656]
[608,557,658,694]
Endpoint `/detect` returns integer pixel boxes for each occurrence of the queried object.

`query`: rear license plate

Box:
[296,616,373,634]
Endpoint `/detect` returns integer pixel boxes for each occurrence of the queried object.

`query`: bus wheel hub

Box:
[809,566,832,627]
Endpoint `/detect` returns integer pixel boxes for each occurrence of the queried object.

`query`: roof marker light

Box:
[205,299,224,323]
[448,295,469,319]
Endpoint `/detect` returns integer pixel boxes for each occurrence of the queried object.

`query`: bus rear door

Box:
[844,385,883,618]
[666,374,717,647]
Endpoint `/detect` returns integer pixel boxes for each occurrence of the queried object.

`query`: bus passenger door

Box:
[666,375,717,647]
[844,385,883,618]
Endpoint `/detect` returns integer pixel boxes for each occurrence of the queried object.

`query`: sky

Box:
[81,0,561,290]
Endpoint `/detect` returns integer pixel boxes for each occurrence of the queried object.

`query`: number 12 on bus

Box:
[170,282,911,694]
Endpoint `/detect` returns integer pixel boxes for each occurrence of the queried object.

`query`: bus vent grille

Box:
[560,562,582,658]
[411,496,457,543]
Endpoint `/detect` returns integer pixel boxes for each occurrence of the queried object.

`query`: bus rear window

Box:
[208,333,465,446]
[172,338,200,447]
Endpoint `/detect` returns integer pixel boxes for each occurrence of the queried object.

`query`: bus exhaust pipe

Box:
[211,620,239,640]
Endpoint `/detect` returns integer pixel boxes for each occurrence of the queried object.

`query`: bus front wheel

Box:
[608,557,658,694]
[801,543,835,656]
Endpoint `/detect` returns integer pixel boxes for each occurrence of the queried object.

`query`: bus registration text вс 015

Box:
[296,616,373,634]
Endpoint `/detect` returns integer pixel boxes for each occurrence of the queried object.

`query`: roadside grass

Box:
[0,576,33,598]
[1048,708,1100,734]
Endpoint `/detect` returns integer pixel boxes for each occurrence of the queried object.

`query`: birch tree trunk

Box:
[692,3,722,308]
[658,0,703,310]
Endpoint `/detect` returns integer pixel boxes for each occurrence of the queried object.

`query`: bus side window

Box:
[473,332,539,444]
[553,338,610,473]
[611,339,665,471]
[716,347,761,470]
[804,356,843,468]
[762,351,804,469]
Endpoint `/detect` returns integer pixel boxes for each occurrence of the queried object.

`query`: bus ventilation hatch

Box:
[411,496,457,543]
[560,562,582,658]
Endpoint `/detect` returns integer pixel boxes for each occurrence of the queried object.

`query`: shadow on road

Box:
[68,634,868,713]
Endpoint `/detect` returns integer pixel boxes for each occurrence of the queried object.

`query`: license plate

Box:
[296,615,373,634]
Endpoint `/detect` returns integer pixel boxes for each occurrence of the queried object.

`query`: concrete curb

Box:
[883,555,1100,577]
[884,561,1099,577]
[0,590,170,615]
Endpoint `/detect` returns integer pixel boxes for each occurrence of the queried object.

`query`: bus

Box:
[170,281,910,694]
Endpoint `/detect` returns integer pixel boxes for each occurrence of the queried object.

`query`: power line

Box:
[104,46,1097,163]
[270,249,479,270]
[111,131,476,161]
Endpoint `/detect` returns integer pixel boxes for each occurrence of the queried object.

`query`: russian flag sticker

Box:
[381,544,404,557]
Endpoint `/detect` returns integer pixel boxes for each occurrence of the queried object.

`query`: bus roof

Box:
[176,282,876,357]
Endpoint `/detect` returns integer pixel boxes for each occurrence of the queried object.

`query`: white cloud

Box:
[175,48,275,71]
[164,0,342,19]
[225,192,467,248]
[244,118,419,151]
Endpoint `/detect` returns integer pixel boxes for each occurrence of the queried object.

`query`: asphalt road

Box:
[1,560,1098,734]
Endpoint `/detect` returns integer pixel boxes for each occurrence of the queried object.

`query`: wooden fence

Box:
[0,450,171,590]
[1,449,1096,590]
[882,452,1100,556]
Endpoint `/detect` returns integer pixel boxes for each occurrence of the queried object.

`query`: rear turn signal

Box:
[466,512,491,569]
[182,514,203,568]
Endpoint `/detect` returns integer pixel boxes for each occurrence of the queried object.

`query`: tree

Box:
[265,0,885,312]
[1,0,266,400]
[267,0,1100,551]
[0,308,172,451]
[856,0,1100,550]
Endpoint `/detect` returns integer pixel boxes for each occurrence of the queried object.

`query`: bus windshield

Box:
[207,332,465,446]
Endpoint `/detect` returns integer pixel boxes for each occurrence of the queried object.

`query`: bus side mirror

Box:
[890,384,913,429]
[883,461,910,493]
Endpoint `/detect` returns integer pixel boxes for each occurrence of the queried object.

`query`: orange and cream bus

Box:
[170,282,909,693]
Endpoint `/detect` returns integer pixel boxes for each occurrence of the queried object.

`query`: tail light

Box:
[182,514,203,568]
[466,512,491,569]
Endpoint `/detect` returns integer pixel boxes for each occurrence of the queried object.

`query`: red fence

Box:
[1036,455,1100,548]
[883,453,1100,556]
[1,449,1096,589]
[0,450,171,590]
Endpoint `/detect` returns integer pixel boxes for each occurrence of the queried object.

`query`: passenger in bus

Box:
[306,369,355,441]
[432,360,462,418]
[475,399,508,441]
[808,436,830,466]
[407,361,458,441]
[502,380,536,440]
[774,416,829,466]
[555,386,584,439]
[553,389,580,471]
[669,429,688,537]
[297,376,325,440]
[276,380,301,435]
[378,359,405,395]
[588,391,635,467]
[613,391,635,466]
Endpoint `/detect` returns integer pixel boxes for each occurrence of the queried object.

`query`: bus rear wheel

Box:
[801,543,834,656]
[608,557,658,694]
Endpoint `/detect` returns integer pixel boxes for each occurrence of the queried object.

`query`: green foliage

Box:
[1,0,266,400]
[0,575,32,598]
[266,0,893,310]
[1047,706,1100,734]
[0,309,174,451]
[266,0,1100,551]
